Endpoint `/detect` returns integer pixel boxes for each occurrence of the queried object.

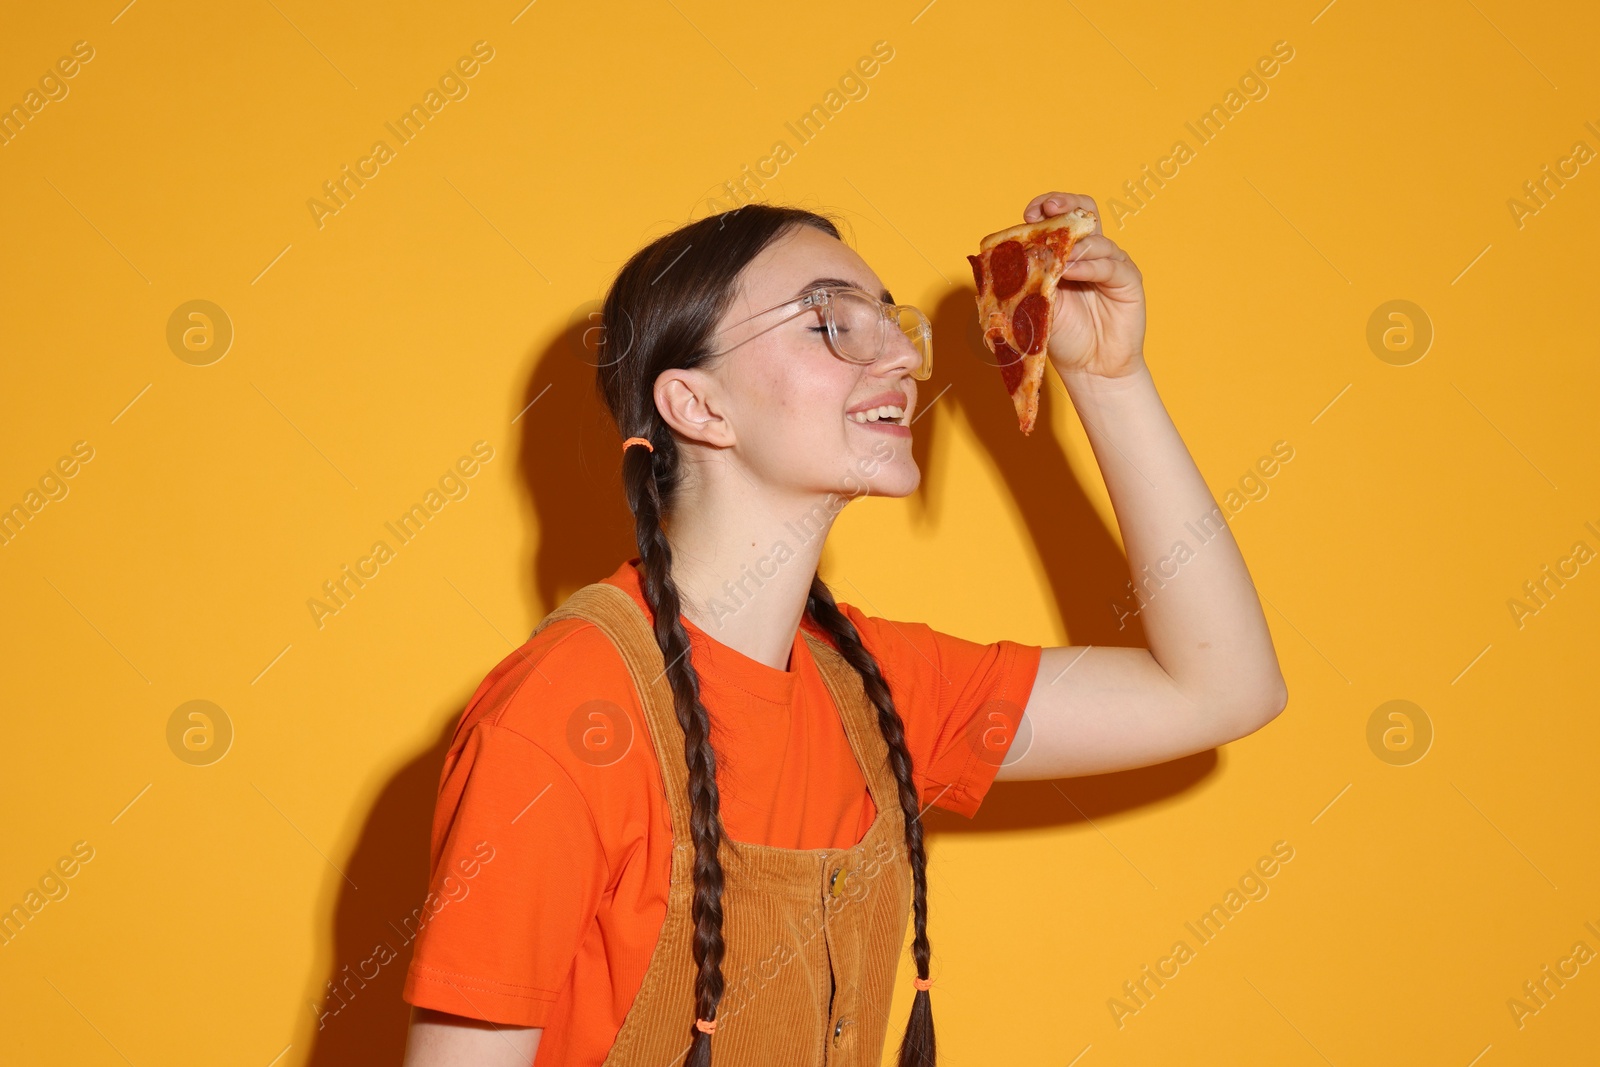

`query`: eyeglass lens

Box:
[829,291,931,378]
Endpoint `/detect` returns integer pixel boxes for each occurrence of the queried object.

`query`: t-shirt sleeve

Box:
[840,604,1043,818]
[401,719,606,1027]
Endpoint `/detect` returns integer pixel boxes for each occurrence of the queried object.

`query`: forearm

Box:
[1060,357,1286,718]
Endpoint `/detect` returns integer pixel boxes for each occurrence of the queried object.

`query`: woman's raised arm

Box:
[996,191,1288,782]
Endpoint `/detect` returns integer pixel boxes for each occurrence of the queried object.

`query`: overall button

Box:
[828,864,849,897]
[833,1015,853,1047]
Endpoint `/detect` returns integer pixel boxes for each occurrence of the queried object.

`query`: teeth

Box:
[847,405,906,424]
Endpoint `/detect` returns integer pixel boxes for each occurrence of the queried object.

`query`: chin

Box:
[818,436,920,500]
[853,464,920,499]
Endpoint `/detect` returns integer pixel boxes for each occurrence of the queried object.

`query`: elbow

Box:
[1213,673,1288,740]
[1263,669,1289,715]
[1245,673,1289,729]
[1269,677,1289,718]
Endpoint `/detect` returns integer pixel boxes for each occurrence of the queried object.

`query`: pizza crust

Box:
[978,208,1097,252]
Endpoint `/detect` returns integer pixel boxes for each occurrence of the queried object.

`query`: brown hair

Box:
[594,204,936,1066]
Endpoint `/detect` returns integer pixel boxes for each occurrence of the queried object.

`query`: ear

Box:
[655,368,736,448]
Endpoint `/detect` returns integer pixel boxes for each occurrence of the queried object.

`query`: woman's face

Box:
[700,223,923,500]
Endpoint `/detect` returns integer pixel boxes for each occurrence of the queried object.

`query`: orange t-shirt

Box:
[401,558,1042,1064]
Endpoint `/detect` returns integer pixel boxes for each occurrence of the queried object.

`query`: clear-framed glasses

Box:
[710,285,933,380]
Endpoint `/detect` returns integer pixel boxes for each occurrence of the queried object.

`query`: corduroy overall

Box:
[532,583,916,1066]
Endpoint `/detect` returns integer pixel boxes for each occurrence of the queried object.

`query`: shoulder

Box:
[466,614,631,743]
[445,614,666,869]
[838,601,936,658]
[806,598,934,655]
[802,600,950,684]
[806,598,1043,817]
[813,599,1041,684]
[803,596,1044,747]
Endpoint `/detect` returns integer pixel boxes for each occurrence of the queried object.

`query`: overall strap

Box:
[531,582,903,849]
[801,630,902,829]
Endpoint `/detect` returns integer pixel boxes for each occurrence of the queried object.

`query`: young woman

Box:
[400,191,1287,1066]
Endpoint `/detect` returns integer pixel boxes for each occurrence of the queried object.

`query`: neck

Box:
[662,480,846,672]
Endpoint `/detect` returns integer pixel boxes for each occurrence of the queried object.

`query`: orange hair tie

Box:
[912,976,933,992]
[622,436,654,453]
[695,1017,717,1034]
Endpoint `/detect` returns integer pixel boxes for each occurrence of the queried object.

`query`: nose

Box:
[874,321,927,380]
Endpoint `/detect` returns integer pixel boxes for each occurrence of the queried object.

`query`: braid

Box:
[594,203,869,1062]
[806,576,937,1067]
[625,437,728,1065]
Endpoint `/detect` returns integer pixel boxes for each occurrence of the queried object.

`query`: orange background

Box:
[1,1,1597,1063]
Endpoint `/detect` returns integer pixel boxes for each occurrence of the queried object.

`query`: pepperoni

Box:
[989,241,1028,301]
[1012,292,1050,355]
[989,330,1024,395]
[967,254,986,292]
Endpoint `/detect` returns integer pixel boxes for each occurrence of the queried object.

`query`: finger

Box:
[1023,191,1091,221]
[1059,253,1140,288]
[1062,234,1128,265]
[1023,192,1102,232]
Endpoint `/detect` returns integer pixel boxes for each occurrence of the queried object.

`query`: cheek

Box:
[749,338,854,428]
[767,385,832,446]
[792,374,856,436]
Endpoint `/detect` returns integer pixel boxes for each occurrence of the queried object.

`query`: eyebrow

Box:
[796,276,895,305]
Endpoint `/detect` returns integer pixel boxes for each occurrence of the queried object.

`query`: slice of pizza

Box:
[966,208,1098,434]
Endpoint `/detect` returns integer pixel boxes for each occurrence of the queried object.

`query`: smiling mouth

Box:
[846,404,908,427]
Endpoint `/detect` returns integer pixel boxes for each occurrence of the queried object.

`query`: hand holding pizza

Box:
[1022,192,1147,381]
[967,193,1149,433]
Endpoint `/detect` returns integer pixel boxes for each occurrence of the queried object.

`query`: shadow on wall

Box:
[299,276,1223,1059]
[516,312,648,611]
[299,687,475,1067]
[913,286,1142,638]
[911,286,1221,837]
[298,318,632,1065]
